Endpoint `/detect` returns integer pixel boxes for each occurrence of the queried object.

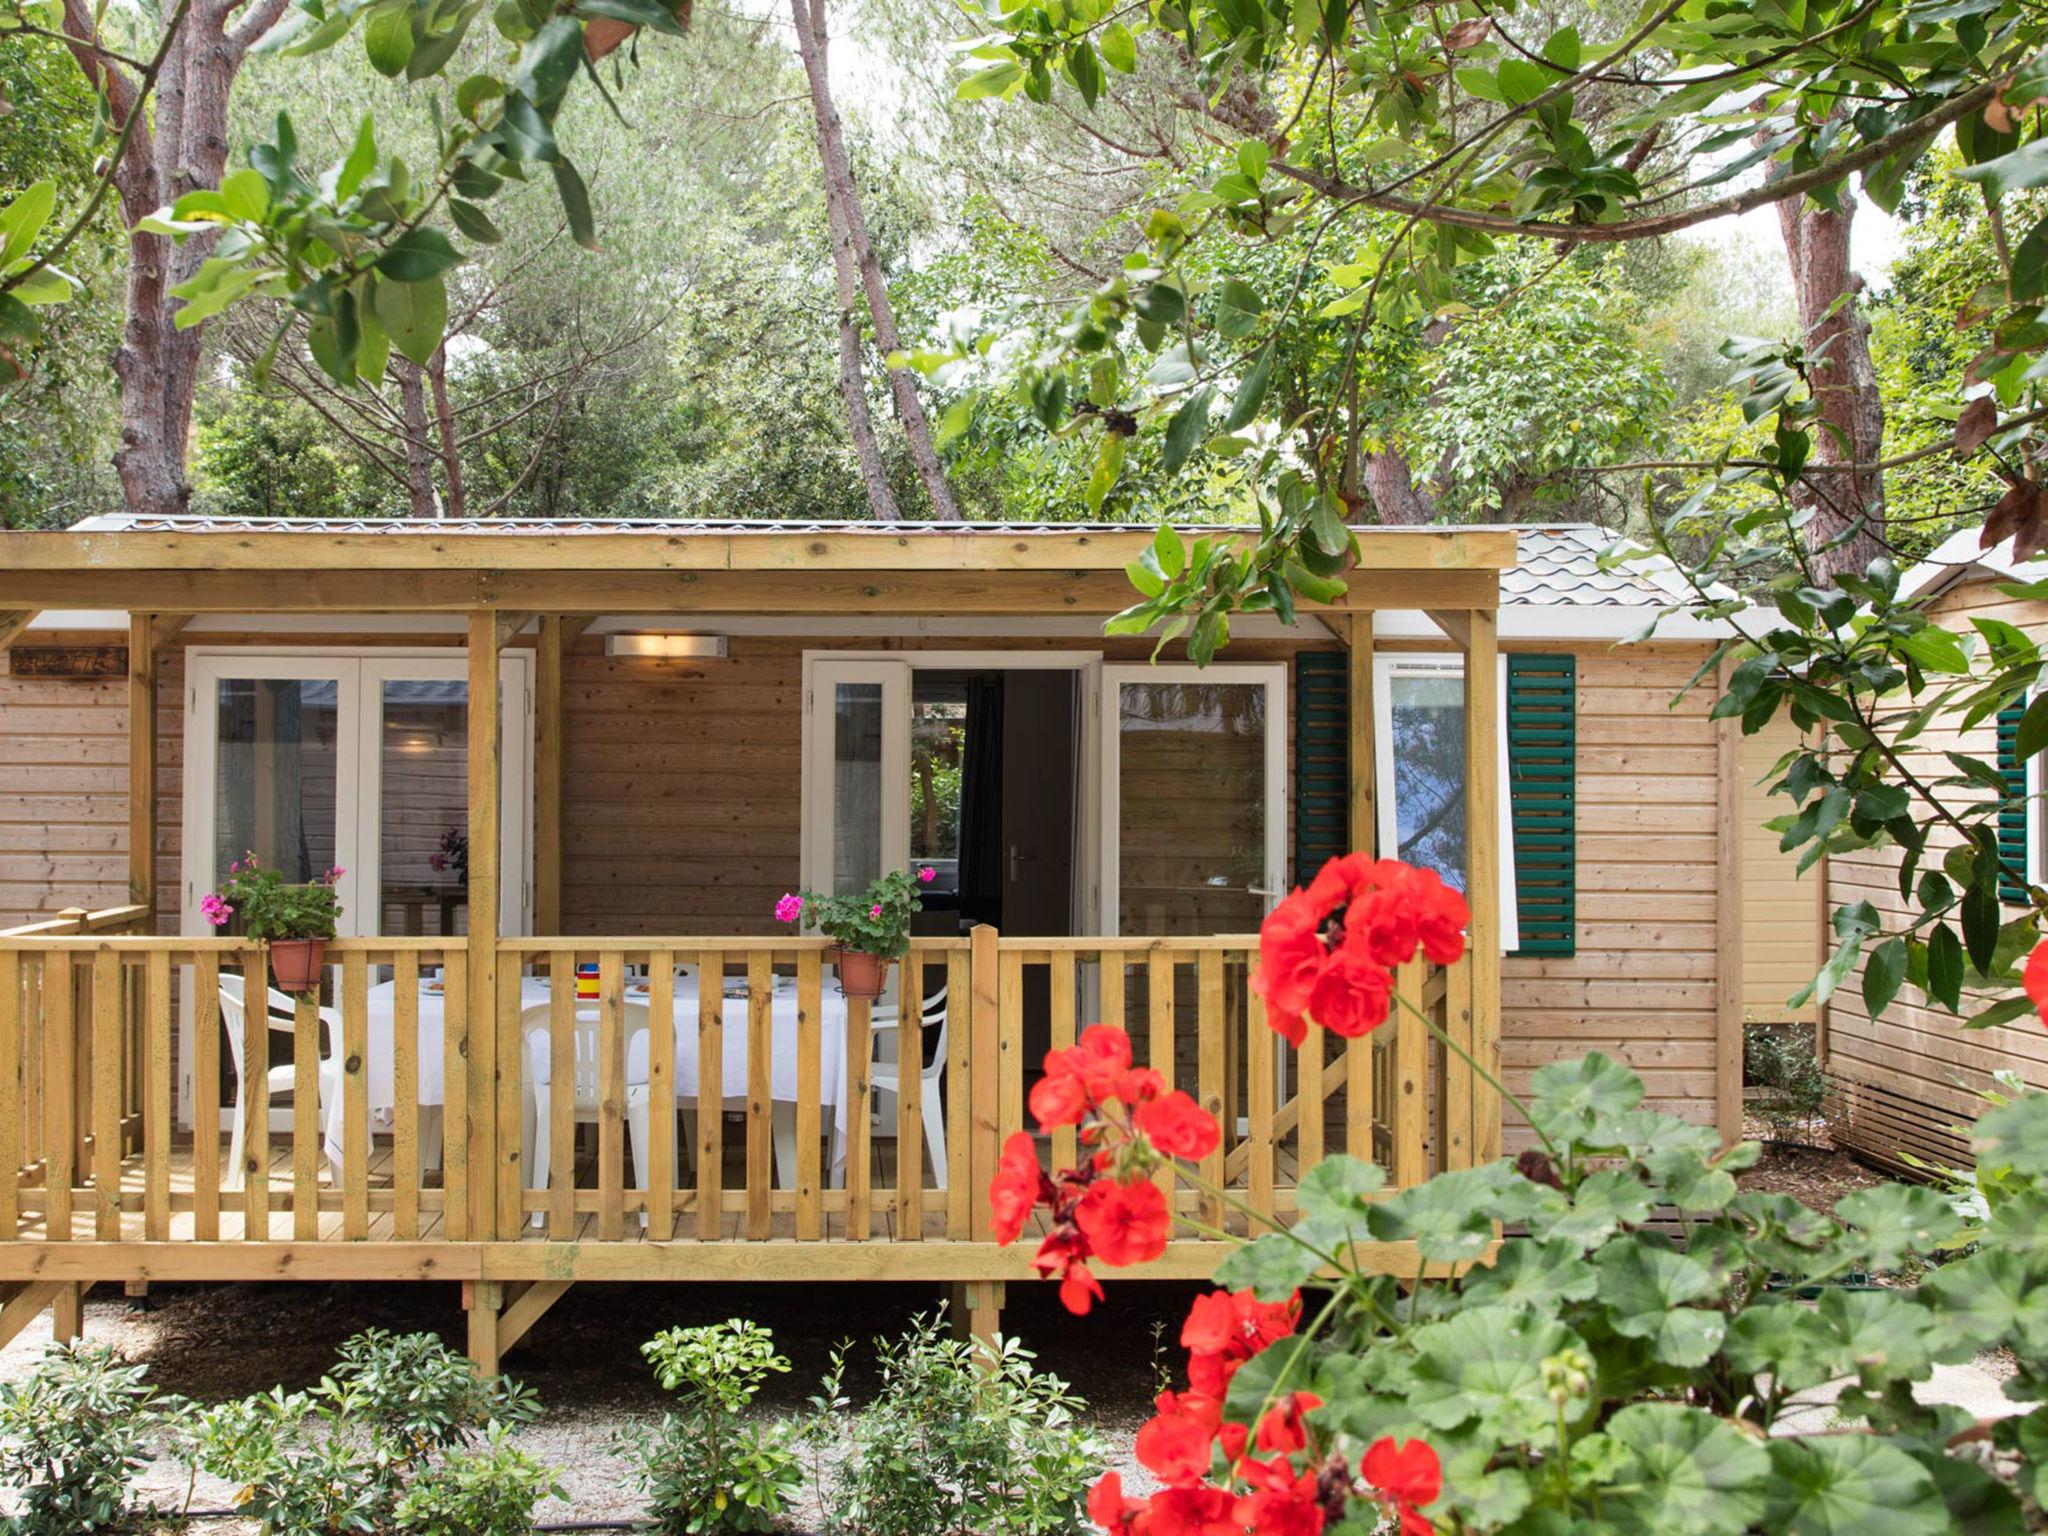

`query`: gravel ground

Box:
[0,1278,1192,1530]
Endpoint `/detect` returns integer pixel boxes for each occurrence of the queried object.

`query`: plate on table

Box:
[421,978,445,996]
[627,982,651,998]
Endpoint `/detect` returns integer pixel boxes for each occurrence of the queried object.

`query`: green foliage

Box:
[620,1319,803,1534]
[193,391,385,519]
[811,1315,1101,1536]
[1207,1054,2048,1534]
[781,868,928,960]
[1744,1022,1830,1143]
[180,1328,542,1534]
[0,1342,177,1536]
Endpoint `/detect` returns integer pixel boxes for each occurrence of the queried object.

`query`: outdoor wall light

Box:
[605,632,729,660]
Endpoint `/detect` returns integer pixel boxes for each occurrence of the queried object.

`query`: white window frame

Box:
[1372,652,1521,954]
[1099,662,1289,938]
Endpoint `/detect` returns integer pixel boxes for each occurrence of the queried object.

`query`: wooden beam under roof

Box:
[0,612,36,650]
[0,526,1518,575]
[0,566,1504,616]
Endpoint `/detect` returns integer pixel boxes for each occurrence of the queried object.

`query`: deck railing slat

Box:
[746,953,772,1240]
[293,992,321,1242]
[0,951,18,1241]
[648,950,676,1240]
[441,954,467,1242]
[897,946,925,1242]
[1394,959,1427,1184]
[845,993,872,1243]
[1147,953,1174,1208]
[343,953,370,1241]
[392,952,420,1241]
[944,949,970,1239]
[598,951,626,1242]
[145,952,171,1241]
[548,951,575,1240]
[696,949,723,1241]
[1048,953,1077,1174]
[1196,951,1225,1231]
[796,950,822,1241]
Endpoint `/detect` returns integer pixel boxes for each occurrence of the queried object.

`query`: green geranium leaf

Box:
[1405,1306,1585,1442]
[1595,1236,1725,1367]
[1974,1093,2048,1177]
[1815,1289,1936,1388]
[1764,1437,1947,1536]
[1834,1184,1962,1270]
[1899,1438,2027,1535]
[1723,1300,1839,1393]
[1213,1232,1324,1301]
[1527,1168,1654,1249]
[1985,1188,2048,1262]
[1528,1052,1643,1144]
[1368,1165,1510,1263]
[1297,1155,1386,1225]
[1922,1249,2048,1354]
[1459,1236,1597,1309]
[1597,1403,1770,1536]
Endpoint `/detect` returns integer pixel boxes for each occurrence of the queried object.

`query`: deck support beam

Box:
[464,1278,504,1375]
[534,618,564,936]
[467,614,506,1243]
[1346,614,1374,856]
[0,612,36,651]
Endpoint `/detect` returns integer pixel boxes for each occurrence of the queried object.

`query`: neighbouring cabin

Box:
[0,517,1765,1363]
[1826,529,2048,1176]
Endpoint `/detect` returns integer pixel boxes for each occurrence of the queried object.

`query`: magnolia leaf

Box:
[1099,21,1136,71]
[372,272,447,367]
[1084,430,1126,515]
[1956,394,2000,457]
[1160,386,1212,475]
[375,228,462,282]
[1597,1403,1770,1536]
[362,3,416,76]
[1214,277,1262,338]
[1222,344,1272,431]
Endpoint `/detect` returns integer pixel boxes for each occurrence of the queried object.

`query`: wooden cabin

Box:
[0,517,1766,1362]
[1825,526,2048,1175]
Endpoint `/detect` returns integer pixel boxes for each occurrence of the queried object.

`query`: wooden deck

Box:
[0,914,1476,1362]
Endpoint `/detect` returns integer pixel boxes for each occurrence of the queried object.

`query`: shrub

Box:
[619,1318,802,1534]
[390,1421,561,1536]
[0,1342,175,1535]
[1743,1018,1831,1144]
[179,1328,543,1534]
[818,1314,1101,1536]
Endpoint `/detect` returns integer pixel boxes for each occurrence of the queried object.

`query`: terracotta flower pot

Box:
[269,938,328,993]
[833,948,891,1000]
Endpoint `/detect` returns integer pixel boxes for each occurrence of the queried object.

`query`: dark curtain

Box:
[957,675,1004,922]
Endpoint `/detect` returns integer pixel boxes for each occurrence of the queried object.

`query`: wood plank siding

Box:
[1740,714,1821,1026]
[1828,577,2048,1174]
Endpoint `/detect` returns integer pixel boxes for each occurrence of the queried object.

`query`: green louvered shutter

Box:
[1507,654,1576,956]
[1294,652,1350,882]
[1997,700,2029,904]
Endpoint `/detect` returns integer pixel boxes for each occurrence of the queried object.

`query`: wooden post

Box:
[1462,608,1501,1165]
[967,924,999,1241]
[963,1279,1004,1353]
[467,612,503,1242]
[127,614,157,910]
[1716,659,1746,1147]
[52,1283,85,1342]
[534,616,564,936]
[1346,612,1374,855]
[464,1279,503,1376]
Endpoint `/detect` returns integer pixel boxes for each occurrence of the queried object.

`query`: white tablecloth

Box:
[323,969,852,1166]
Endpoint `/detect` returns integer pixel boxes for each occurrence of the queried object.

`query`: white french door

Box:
[180,648,533,1123]
[800,658,912,897]
[1098,663,1287,937]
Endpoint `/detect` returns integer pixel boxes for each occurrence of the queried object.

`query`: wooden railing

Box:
[0,926,1477,1254]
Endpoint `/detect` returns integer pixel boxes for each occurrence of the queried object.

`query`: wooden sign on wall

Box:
[8,644,127,679]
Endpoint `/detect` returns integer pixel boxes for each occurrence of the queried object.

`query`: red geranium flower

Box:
[989,1132,1046,1246]
[1059,1259,1105,1315]
[1075,1176,1170,1266]
[1254,1391,1323,1457]
[1136,1391,1219,1485]
[1306,943,1393,1038]
[2026,940,2048,1026]
[1089,1472,1145,1536]
[1030,1069,1091,1130]
[1235,1456,1326,1536]
[1145,1483,1240,1536]
[1362,1436,1441,1536]
[1136,1090,1222,1160]
[1182,1288,1301,1398]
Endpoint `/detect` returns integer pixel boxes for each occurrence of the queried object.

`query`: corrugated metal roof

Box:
[61,515,1713,609]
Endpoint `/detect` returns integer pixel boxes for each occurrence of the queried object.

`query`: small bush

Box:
[819,1314,1100,1536]
[179,1328,543,1534]
[0,1341,176,1536]
[391,1421,561,1536]
[619,1318,802,1534]
[1744,1018,1831,1142]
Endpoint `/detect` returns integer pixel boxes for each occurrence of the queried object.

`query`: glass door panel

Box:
[376,679,470,937]
[804,660,910,896]
[1102,665,1285,937]
[213,678,344,887]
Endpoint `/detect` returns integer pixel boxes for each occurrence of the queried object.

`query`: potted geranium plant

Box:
[202,854,344,992]
[774,868,933,999]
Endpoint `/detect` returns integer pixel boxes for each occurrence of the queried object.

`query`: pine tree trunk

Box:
[824,172,899,519]
[429,346,466,519]
[394,360,440,518]
[1770,159,1886,583]
[1362,450,1437,525]
[791,0,960,521]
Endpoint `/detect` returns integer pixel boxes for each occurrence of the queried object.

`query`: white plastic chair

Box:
[217,974,342,1191]
[833,984,949,1189]
[521,1003,638,1228]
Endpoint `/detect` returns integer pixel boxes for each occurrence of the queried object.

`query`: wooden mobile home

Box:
[0,516,1775,1360]
[1826,526,2048,1175]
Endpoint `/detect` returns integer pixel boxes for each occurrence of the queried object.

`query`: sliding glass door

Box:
[801,659,911,896]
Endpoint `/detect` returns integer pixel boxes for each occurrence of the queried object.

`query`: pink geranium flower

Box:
[200,894,234,928]
[870,903,884,919]
[775,893,804,925]
[918,867,936,883]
